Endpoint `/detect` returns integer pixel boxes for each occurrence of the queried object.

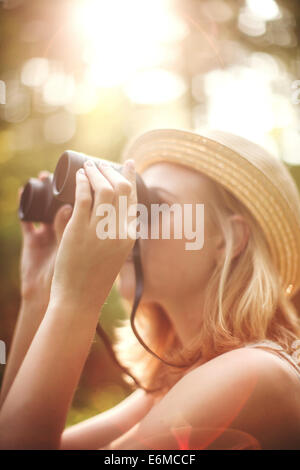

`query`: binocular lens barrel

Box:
[53,150,156,209]
[18,150,160,223]
[53,151,123,204]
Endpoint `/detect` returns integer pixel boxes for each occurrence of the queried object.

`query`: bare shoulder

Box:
[184,345,300,387]
[182,346,300,418]
[107,347,300,450]
[176,347,300,449]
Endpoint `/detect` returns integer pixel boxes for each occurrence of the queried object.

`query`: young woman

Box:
[0,129,300,450]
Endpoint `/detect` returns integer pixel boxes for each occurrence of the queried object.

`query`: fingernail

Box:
[126,159,135,171]
[85,160,94,167]
[77,168,85,175]
[100,160,109,167]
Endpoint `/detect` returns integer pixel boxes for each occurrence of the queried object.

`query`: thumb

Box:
[54,204,73,243]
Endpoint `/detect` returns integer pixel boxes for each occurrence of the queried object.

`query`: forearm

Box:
[0,290,107,450]
[0,297,47,409]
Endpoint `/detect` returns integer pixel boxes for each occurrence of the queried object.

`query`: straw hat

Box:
[122,128,300,299]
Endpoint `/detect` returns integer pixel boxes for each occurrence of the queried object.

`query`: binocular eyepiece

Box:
[18,175,65,223]
[19,151,158,223]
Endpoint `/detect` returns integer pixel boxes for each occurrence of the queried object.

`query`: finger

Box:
[99,160,136,240]
[20,220,34,237]
[72,168,93,224]
[121,159,137,206]
[97,161,133,238]
[53,204,73,243]
[38,171,51,180]
[83,160,114,206]
[122,160,137,240]
[97,161,133,200]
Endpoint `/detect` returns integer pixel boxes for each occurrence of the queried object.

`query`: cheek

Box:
[141,238,189,292]
[142,236,217,297]
[184,242,217,288]
[119,214,217,302]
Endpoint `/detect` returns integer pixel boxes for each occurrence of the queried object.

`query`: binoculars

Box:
[18,151,159,223]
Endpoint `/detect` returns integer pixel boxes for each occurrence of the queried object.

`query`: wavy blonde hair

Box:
[112,174,300,397]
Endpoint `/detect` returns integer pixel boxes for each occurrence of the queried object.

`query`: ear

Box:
[229,214,250,259]
[214,214,250,262]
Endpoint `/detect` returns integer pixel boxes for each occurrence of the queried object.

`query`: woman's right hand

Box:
[19,171,73,307]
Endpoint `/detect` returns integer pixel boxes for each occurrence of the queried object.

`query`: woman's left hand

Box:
[49,158,137,312]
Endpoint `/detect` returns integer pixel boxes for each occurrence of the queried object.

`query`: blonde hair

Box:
[113,174,300,397]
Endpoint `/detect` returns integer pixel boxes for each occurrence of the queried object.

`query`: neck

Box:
[160,290,205,348]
